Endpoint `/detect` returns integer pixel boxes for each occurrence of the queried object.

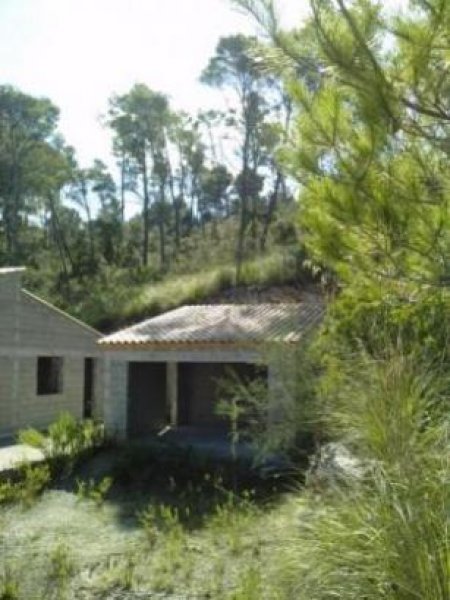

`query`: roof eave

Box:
[97,338,301,350]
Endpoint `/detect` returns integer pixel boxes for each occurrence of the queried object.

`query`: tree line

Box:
[0,34,297,290]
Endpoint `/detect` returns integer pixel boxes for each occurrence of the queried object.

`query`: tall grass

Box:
[106,249,301,330]
[279,352,450,600]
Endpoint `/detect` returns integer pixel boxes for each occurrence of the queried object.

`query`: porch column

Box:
[103,358,128,440]
[167,362,178,426]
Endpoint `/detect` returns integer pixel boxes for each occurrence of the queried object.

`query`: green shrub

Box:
[215,341,320,463]
[228,566,264,600]
[0,463,50,507]
[75,476,113,507]
[321,284,450,364]
[16,462,51,507]
[19,413,104,476]
[0,567,19,600]
[279,352,450,600]
[139,503,184,546]
[0,480,16,505]
[45,544,75,600]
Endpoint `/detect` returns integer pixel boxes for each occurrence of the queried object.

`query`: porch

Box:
[125,359,267,439]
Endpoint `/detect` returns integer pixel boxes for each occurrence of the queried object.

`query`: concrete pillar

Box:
[103,358,128,440]
[167,362,178,426]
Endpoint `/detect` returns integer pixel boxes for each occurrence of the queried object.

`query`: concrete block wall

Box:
[0,358,14,435]
[103,360,128,439]
[14,356,84,430]
[0,268,103,436]
[19,293,99,353]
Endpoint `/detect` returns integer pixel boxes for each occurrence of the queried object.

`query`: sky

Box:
[0,0,309,170]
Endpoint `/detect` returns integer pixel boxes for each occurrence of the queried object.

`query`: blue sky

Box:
[0,0,308,170]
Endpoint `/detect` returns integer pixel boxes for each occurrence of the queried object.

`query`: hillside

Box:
[24,208,319,333]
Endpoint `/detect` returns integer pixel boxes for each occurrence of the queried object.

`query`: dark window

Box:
[37,357,63,395]
[83,358,94,418]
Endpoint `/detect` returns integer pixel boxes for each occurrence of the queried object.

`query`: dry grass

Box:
[99,248,302,331]
[0,457,302,599]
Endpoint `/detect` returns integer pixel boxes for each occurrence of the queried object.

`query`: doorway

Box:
[83,358,94,419]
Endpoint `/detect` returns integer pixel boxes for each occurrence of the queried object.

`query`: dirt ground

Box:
[0,445,300,599]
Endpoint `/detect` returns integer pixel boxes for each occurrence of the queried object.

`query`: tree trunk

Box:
[260,95,292,251]
[260,170,283,252]
[7,142,20,262]
[120,154,126,223]
[48,193,75,277]
[235,203,248,284]
[167,155,180,255]
[142,153,150,267]
[235,116,251,284]
[81,183,96,270]
[158,185,167,269]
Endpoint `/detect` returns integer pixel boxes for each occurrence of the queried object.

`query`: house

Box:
[99,303,323,439]
[0,267,103,437]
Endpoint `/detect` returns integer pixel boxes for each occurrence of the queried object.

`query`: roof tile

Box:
[99,303,324,347]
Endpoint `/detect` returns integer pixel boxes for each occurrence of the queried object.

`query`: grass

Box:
[93,247,304,331]
[0,443,302,599]
[273,352,450,600]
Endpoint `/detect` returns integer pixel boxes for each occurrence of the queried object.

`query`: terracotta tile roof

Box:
[98,303,324,348]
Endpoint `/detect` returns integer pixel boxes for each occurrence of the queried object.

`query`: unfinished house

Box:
[99,303,323,440]
[0,268,103,436]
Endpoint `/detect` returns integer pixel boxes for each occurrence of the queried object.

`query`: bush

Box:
[0,567,19,600]
[45,544,75,600]
[321,284,450,364]
[18,413,105,476]
[75,476,113,507]
[215,340,320,463]
[0,463,50,507]
[279,352,450,600]
[139,503,184,546]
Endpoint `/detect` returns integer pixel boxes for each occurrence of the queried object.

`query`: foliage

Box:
[216,339,320,462]
[108,84,173,268]
[275,352,450,600]
[241,0,450,292]
[0,463,50,508]
[320,284,450,363]
[0,46,299,329]
[201,34,293,279]
[0,86,70,266]
[22,208,307,330]
[18,413,104,475]
[139,503,184,547]
[86,245,304,331]
[45,544,74,600]
[75,476,113,507]
[231,5,450,598]
[0,567,19,600]
[0,437,301,599]
[228,566,265,600]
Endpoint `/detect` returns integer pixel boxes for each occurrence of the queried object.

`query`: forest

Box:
[0,30,301,330]
[1,0,450,598]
